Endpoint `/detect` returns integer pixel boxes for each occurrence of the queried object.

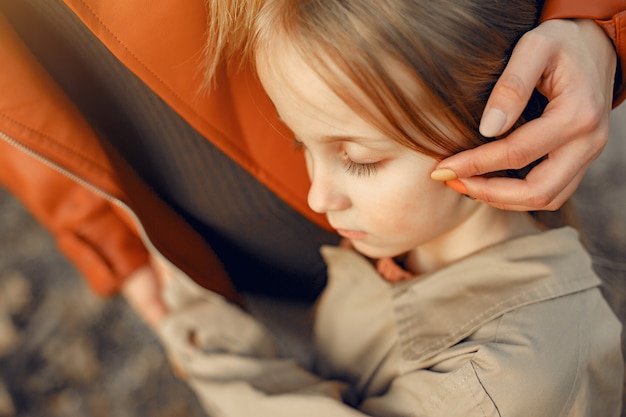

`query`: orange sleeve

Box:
[540,0,626,106]
[0,143,150,296]
[0,11,240,303]
[0,11,150,296]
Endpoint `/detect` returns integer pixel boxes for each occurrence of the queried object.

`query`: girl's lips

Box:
[336,229,367,240]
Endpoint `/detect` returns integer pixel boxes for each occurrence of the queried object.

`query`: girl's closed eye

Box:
[341,145,383,177]
[293,137,382,177]
[343,158,379,177]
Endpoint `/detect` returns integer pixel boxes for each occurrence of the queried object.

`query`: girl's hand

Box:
[121,264,168,329]
[433,19,616,211]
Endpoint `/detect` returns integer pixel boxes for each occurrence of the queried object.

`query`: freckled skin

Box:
[256,39,540,275]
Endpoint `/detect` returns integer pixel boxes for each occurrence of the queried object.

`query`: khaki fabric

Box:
[158,228,623,416]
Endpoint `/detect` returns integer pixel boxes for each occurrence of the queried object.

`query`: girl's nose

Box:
[307,173,350,214]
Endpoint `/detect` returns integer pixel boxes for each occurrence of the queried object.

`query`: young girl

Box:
[157,0,623,415]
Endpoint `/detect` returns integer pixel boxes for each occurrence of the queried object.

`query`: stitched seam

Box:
[400,277,595,358]
[469,361,500,417]
[72,0,251,163]
[425,366,472,411]
[71,0,300,201]
[75,0,190,109]
[557,309,585,417]
[0,113,112,175]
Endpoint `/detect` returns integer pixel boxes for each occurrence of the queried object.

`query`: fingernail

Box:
[479,108,507,137]
[430,168,458,182]
[445,179,468,195]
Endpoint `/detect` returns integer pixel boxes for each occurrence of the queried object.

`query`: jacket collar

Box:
[391,227,600,365]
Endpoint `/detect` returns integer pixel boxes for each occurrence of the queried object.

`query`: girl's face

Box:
[256,43,484,264]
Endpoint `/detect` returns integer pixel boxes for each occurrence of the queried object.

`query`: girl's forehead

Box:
[257,39,376,124]
[255,30,463,157]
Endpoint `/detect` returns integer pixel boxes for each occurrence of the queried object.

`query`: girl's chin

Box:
[349,240,405,260]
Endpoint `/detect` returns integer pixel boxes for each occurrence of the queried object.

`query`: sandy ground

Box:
[0,105,624,416]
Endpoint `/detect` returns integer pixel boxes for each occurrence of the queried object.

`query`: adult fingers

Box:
[478,28,554,138]
[437,95,584,178]
[460,153,593,211]
[431,19,614,209]
[434,91,608,210]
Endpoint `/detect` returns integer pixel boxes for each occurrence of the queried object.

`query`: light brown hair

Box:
[205,0,574,228]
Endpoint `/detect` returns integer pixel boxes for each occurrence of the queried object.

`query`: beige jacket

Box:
[158,228,623,416]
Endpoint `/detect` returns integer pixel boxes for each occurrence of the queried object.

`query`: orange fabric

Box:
[62,0,330,233]
[541,0,626,20]
[541,0,626,106]
[62,0,626,226]
[0,137,146,296]
[0,12,240,302]
[1,0,624,298]
[0,12,136,295]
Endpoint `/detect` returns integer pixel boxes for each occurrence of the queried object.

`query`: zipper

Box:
[0,131,128,211]
[0,129,212,297]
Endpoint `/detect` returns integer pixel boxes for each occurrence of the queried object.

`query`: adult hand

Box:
[431,19,617,211]
[121,264,168,329]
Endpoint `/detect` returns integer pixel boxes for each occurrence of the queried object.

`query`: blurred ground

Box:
[0,105,624,417]
[0,203,208,416]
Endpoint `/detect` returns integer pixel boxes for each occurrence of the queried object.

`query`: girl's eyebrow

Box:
[292,135,383,152]
[321,134,392,149]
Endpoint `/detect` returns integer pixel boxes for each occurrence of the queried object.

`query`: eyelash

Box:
[293,138,380,177]
[344,160,379,177]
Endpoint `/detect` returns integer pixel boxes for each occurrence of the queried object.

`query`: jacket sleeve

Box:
[155,248,500,417]
[540,0,626,106]
[158,246,619,417]
[0,12,150,296]
[157,271,379,417]
[0,143,150,297]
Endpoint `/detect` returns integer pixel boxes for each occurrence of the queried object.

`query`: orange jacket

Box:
[541,0,626,106]
[0,0,624,301]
